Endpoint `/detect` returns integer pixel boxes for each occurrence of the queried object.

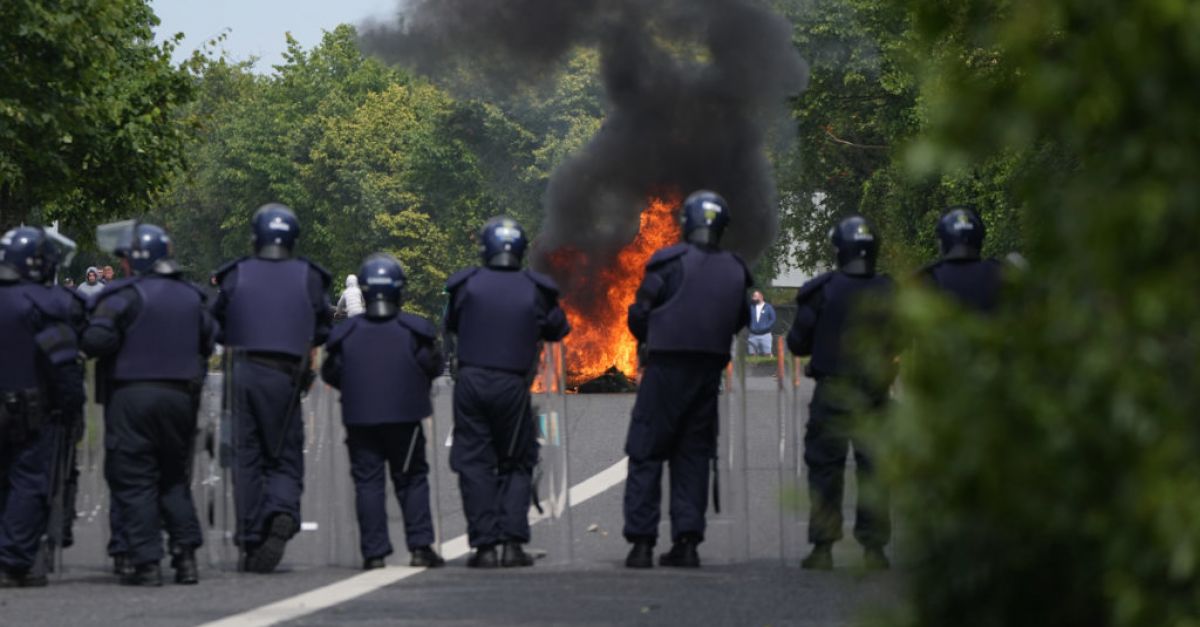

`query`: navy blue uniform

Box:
[444,267,569,549]
[82,275,216,567]
[211,257,331,548]
[0,281,83,579]
[623,243,752,545]
[322,313,443,560]
[786,270,895,549]
[919,257,1003,313]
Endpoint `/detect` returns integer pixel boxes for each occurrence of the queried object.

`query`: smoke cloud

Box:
[360,0,808,273]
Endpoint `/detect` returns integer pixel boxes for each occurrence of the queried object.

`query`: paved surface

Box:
[0,370,900,626]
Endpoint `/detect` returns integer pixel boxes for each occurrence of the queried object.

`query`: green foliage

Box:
[881,0,1200,626]
[0,0,195,232]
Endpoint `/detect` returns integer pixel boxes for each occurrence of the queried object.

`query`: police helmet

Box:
[936,205,985,259]
[681,190,731,247]
[252,203,300,259]
[118,223,177,275]
[0,227,61,283]
[358,253,406,319]
[478,216,527,269]
[829,215,879,276]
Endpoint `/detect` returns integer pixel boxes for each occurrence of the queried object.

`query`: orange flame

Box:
[546,195,682,386]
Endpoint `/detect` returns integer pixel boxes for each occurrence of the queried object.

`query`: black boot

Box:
[171,547,199,585]
[245,513,298,574]
[658,537,700,568]
[500,542,534,568]
[112,553,135,577]
[466,544,499,569]
[409,546,445,568]
[0,568,23,588]
[801,543,834,570]
[362,557,386,570]
[863,545,890,571]
[120,562,163,587]
[625,541,654,569]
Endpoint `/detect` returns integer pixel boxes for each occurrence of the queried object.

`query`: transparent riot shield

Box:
[430,371,464,562]
[788,354,813,567]
[198,366,236,569]
[60,361,113,573]
[528,342,573,565]
[775,341,803,566]
[706,334,750,564]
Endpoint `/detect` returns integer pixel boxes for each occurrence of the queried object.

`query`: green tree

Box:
[883,1,1200,626]
[0,0,195,232]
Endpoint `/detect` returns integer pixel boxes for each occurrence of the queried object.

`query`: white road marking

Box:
[197,457,630,627]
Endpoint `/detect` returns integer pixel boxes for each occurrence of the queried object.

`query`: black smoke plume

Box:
[360,0,807,274]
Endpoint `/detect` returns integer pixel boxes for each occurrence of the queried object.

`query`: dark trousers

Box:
[804,380,890,548]
[104,384,203,565]
[0,426,53,572]
[232,358,304,546]
[622,361,720,544]
[450,367,537,548]
[346,423,435,559]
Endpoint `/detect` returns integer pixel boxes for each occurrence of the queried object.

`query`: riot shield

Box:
[528,342,573,565]
[788,354,814,567]
[776,340,803,565]
[705,333,750,564]
[59,361,113,573]
[199,363,236,569]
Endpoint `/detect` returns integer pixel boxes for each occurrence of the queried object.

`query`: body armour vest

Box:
[454,268,542,374]
[111,277,204,382]
[808,272,893,378]
[0,283,40,391]
[926,259,1002,313]
[647,246,749,357]
[224,258,315,357]
[337,314,434,425]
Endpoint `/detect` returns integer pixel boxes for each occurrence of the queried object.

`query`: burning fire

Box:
[545,195,682,387]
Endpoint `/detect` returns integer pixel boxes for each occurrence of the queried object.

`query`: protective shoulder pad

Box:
[325,317,358,351]
[728,251,756,289]
[213,256,249,281]
[445,267,480,292]
[23,285,71,321]
[646,244,689,270]
[796,271,836,305]
[179,279,210,304]
[89,277,141,309]
[524,270,560,296]
[298,256,332,287]
[398,312,438,341]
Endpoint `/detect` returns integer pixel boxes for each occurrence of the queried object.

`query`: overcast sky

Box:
[151,0,398,71]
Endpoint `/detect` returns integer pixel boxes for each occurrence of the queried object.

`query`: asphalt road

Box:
[0,372,900,626]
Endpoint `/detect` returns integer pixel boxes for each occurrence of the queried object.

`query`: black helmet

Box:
[358,253,406,319]
[252,203,300,259]
[478,216,527,269]
[829,215,879,276]
[681,190,731,247]
[936,205,985,259]
[120,223,177,275]
[0,227,62,284]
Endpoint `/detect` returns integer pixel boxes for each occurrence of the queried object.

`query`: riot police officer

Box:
[211,204,332,573]
[445,217,570,568]
[622,190,753,569]
[787,215,896,571]
[919,205,1003,312]
[0,227,85,587]
[322,254,445,570]
[81,223,215,586]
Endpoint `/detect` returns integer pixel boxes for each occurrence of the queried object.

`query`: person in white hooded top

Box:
[335,274,365,319]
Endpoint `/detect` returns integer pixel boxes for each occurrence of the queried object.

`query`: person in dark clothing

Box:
[0,227,85,588]
[445,216,570,568]
[787,215,896,571]
[919,205,1004,312]
[322,253,445,570]
[82,223,216,586]
[622,190,753,569]
[211,204,332,574]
